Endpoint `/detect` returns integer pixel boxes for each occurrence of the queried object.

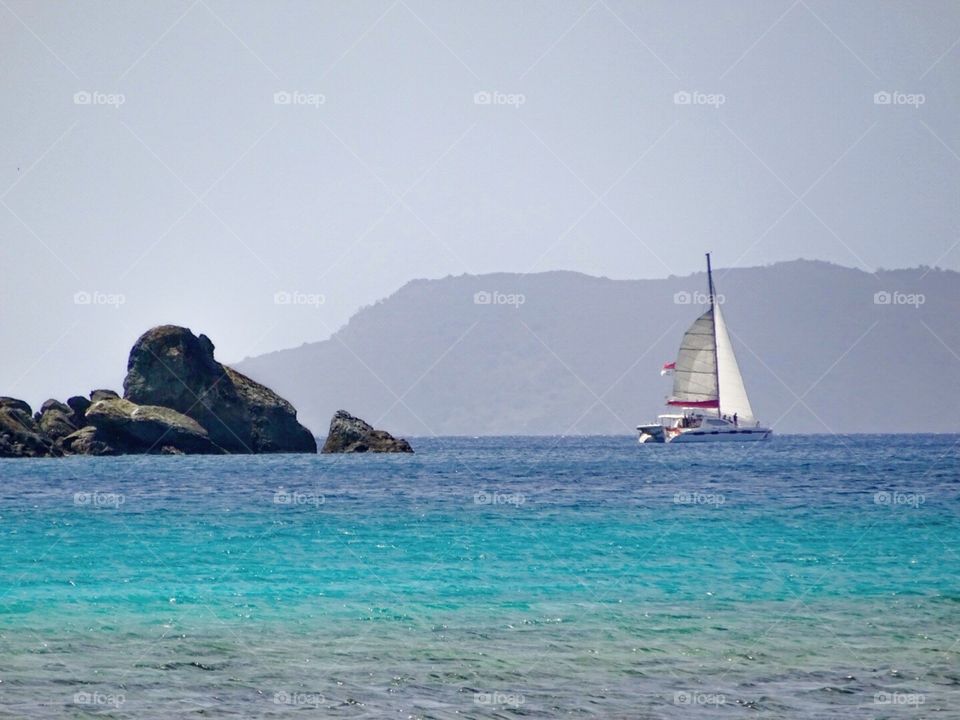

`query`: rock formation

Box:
[321,410,413,453]
[123,326,317,454]
[0,325,318,457]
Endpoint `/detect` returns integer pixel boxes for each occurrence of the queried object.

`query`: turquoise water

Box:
[1,436,958,718]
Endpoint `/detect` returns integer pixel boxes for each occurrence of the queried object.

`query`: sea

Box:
[0,435,958,719]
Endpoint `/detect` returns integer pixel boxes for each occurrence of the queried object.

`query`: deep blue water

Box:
[1,435,958,718]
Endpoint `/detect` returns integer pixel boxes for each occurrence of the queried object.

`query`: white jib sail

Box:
[670,309,719,407]
[714,302,755,422]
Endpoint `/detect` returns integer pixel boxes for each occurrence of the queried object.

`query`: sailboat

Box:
[637,254,772,443]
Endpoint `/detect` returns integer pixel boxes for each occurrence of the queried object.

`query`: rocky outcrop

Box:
[123,325,316,454]
[85,397,221,454]
[1,326,318,458]
[321,410,413,453]
[0,398,60,458]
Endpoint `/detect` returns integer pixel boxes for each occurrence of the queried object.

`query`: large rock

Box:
[0,397,60,458]
[85,397,221,454]
[36,399,78,442]
[321,410,413,453]
[123,326,317,454]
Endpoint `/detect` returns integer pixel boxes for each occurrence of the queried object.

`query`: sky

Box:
[1,0,959,409]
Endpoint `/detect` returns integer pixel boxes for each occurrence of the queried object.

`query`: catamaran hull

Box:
[637,424,666,444]
[666,428,771,443]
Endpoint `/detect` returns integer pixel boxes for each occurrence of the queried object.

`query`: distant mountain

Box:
[235,261,960,435]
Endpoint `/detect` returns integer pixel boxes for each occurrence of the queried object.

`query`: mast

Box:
[706,252,715,310]
[706,253,720,416]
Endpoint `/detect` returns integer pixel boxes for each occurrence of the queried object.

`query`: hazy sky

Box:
[2,0,959,408]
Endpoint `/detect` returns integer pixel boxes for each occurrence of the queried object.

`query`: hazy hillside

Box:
[236,261,960,436]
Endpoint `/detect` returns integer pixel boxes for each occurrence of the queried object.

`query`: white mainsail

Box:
[669,309,719,408]
[714,302,755,422]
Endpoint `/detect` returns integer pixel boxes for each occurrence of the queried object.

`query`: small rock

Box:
[0,397,33,416]
[90,389,120,402]
[66,396,91,427]
[36,399,78,442]
[39,399,71,415]
[60,426,120,456]
[321,410,413,454]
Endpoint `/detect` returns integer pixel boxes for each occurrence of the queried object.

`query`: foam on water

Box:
[1,435,958,718]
